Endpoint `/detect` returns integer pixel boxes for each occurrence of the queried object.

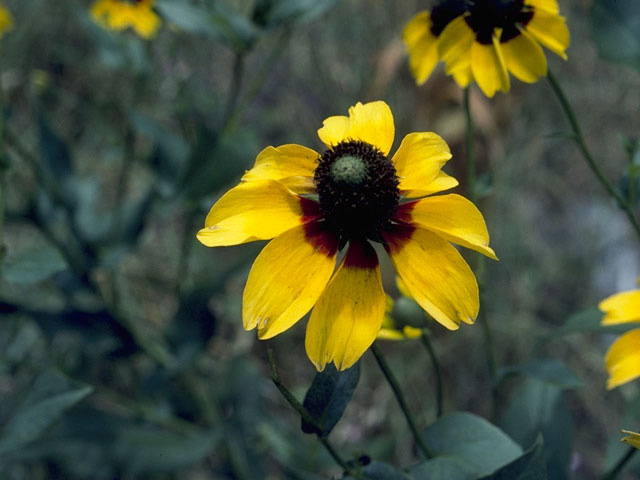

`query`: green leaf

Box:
[409,457,477,480]
[255,0,340,29]
[301,363,360,437]
[422,412,523,477]
[37,111,73,182]
[498,360,583,389]
[479,436,547,480]
[2,246,68,284]
[500,379,573,480]
[0,369,92,457]
[591,0,640,71]
[348,461,413,480]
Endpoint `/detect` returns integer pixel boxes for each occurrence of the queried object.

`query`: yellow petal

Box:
[403,11,440,85]
[525,9,569,59]
[196,180,320,247]
[451,61,473,88]
[242,144,319,188]
[0,5,13,35]
[621,430,640,450]
[501,29,547,83]
[243,224,338,339]
[599,290,640,325]
[471,36,510,97]
[305,241,386,371]
[605,329,640,389]
[396,275,412,298]
[377,328,406,341]
[438,16,475,82]
[403,170,460,198]
[525,0,559,14]
[392,132,452,193]
[384,225,479,330]
[317,101,395,156]
[396,194,497,259]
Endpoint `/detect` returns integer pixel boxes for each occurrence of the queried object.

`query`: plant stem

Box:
[547,69,640,240]
[420,330,443,418]
[267,348,364,478]
[370,343,433,458]
[601,446,638,480]
[463,87,498,400]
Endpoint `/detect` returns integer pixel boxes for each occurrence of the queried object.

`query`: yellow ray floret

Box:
[90,0,161,39]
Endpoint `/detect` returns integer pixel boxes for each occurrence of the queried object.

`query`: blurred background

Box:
[1,0,640,478]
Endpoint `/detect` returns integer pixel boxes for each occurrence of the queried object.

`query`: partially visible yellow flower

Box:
[0,5,13,39]
[378,296,423,341]
[403,0,570,97]
[600,289,640,389]
[197,100,497,371]
[621,430,640,450]
[91,0,161,39]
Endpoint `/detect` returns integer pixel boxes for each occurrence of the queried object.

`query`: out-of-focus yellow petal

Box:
[396,275,412,298]
[600,290,640,325]
[501,29,547,83]
[403,170,459,198]
[392,132,452,194]
[317,101,395,156]
[403,11,440,85]
[305,241,385,371]
[621,430,640,450]
[471,36,510,97]
[438,16,475,83]
[0,5,13,36]
[605,329,640,389]
[377,328,406,341]
[90,0,161,38]
[525,9,569,59]
[242,144,319,186]
[197,180,320,247]
[384,225,479,330]
[525,0,559,14]
[396,194,497,259]
[243,224,338,339]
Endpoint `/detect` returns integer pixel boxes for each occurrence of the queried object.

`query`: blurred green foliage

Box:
[0,0,640,479]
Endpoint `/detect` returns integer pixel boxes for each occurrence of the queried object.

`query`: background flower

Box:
[90,0,161,39]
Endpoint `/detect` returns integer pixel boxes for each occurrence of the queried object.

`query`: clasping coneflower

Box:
[404,0,569,97]
[197,101,497,371]
[600,289,640,389]
[90,0,161,39]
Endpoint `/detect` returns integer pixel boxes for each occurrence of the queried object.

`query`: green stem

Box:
[370,344,433,458]
[463,87,498,402]
[547,70,640,240]
[267,348,364,478]
[601,446,638,480]
[420,330,443,418]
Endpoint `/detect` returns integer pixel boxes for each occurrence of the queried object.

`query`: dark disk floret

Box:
[464,0,533,44]
[314,140,400,244]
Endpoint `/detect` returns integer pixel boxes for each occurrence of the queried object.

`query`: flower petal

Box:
[242,144,319,189]
[384,225,479,330]
[605,329,640,389]
[197,179,320,247]
[392,132,452,193]
[471,35,510,97]
[403,11,440,85]
[402,170,459,198]
[621,430,640,450]
[501,29,547,83]
[438,16,475,85]
[600,290,640,325]
[525,0,559,14]
[396,195,497,259]
[525,9,569,59]
[317,101,395,156]
[243,223,338,339]
[305,241,386,371]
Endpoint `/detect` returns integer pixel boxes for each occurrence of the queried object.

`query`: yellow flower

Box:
[0,5,13,39]
[90,0,161,39]
[197,101,496,371]
[621,430,640,450]
[403,0,569,97]
[599,289,640,389]
[377,296,423,341]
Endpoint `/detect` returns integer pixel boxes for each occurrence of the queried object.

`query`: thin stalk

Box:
[420,330,443,418]
[370,343,433,458]
[463,87,498,394]
[220,51,246,132]
[267,348,364,478]
[601,446,638,480]
[547,69,640,240]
